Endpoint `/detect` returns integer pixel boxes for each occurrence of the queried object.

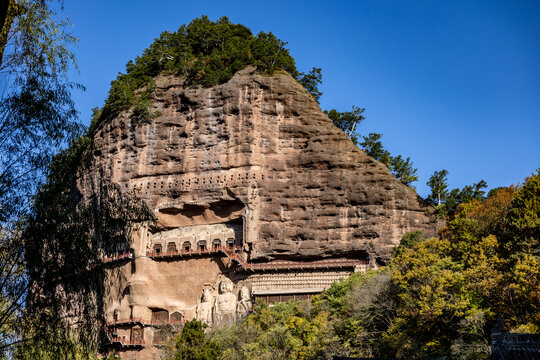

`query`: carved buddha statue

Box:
[195,288,213,326]
[213,279,236,326]
[236,285,252,319]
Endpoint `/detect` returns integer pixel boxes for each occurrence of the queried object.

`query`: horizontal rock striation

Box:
[90,66,435,264]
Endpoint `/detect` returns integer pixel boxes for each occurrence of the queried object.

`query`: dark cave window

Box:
[182,241,191,252]
[197,240,206,251]
[166,242,177,254]
[170,311,184,324]
[151,309,169,325]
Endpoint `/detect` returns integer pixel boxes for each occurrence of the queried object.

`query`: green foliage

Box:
[169,320,222,360]
[252,31,298,77]
[0,0,82,222]
[389,155,418,187]
[165,172,540,360]
[427,168,489,218]
[325,106,418,188]
[360,133,391,167]
[392,230,426,257]
[16,328,100,360]
[505,169,540,257]
[89,15,320,135]
[438,172,540,330]
[324,106,365,144]
[427,169,449,206]
[454,180,488,205]
[21,134,154,358]
[298,67,323,103]
[0,227,25,358]
[215,300,339,360]
[359,133,418,186]
[389,236,496,359]
[0,0,83,356]
[1,0,78,79]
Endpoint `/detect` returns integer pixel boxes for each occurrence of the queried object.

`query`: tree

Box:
[427,169,449,206]
[458,180,488,204]
[91,16,306,132]
[325,106,365,145]
[252,31,297,77]
[392,230,425,257]
[0,228,25,358]
[389,236,497,359]
[169,320,222,360]
[0,0,25,67]
[426,169,489,217]
[0,0,81,355]
[0,0,80,219]
[443,180,488,216]
[504,170,540,258]
[359,133,418,186]
[389,155,418,186]
[359,133,391,165]
[298,67,322,103]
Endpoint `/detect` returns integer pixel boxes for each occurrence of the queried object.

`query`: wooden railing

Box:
[106,317,185,328]
[108,317,144,326]
[146,245,242,258]
[149,318,185,326]
[103,251,133,263]
[107,335,145,346]
[147,245,368,272]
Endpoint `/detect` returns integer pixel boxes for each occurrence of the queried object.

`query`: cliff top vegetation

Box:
[88,15,321,135]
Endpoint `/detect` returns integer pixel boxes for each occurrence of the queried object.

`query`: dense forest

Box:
[0,7,538,360]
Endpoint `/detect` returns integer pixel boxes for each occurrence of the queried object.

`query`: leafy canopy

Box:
[427,169,488,217]
[89,15,322,135]
[169,320,223,360]
[0,0,82,356]
[324,106,365,145]
[426,169,449,206]
[360,133,418,186]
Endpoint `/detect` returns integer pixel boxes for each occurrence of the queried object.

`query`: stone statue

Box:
[213,279,236,326]
[236,285,252,319]
[195,288,213,326]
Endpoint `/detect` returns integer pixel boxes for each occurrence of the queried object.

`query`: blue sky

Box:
[62,0,539,197]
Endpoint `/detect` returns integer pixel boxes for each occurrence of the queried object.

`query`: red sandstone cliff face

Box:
[90,66,434,264]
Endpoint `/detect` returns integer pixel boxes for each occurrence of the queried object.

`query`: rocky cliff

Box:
[90,65,434,264]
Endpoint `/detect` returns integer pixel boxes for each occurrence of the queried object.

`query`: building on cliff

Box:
[37,66,435,359]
